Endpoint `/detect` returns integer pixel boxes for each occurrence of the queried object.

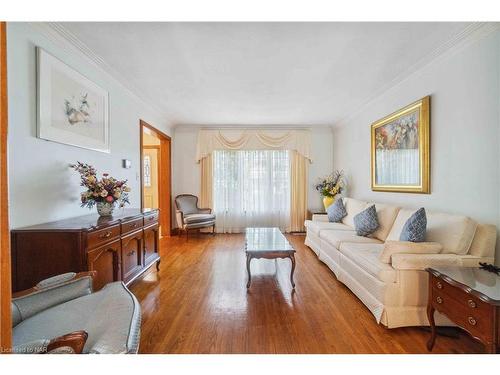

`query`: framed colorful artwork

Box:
[371,96,430,193]
[37,47,110,153]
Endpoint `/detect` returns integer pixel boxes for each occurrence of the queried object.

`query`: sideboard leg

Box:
[156,259,161,272]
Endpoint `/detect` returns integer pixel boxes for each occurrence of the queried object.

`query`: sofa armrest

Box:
[198,207,212,214]
[312,214,328,222]
[391,253,483,271]
[12,272,95,326]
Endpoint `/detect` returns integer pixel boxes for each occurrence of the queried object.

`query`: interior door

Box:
[143,147,159,209]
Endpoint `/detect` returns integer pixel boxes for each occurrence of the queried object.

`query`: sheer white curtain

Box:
[376,149,420,185]
[213,150,291,233]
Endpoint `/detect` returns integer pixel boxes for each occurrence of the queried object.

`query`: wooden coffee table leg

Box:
[289,254,296,288]
[246,254,252,288]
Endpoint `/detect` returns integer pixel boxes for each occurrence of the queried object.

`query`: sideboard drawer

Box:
[87,224,121,249]
[121,217,143,234]
[144,212,159,226]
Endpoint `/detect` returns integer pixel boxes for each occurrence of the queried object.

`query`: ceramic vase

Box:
[96,201,115,217]
[322,196,335,210]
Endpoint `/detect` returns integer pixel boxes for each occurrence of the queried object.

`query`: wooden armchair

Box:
[11,271,141,354]
[175,194,216,239]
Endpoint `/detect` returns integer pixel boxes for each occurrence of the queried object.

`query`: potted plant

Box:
[314,170,345,210]
[70,162,131,217]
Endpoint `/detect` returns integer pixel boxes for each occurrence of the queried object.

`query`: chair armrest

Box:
[176,210,184,228]
[13,271,96,298]
[198,208,212,214]
[312,214,328,222]
[391,253,464,271]
[46,330,88,354]
[12,272,96,326]
[12,330,88,354]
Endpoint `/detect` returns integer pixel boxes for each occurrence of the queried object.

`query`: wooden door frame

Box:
[140,120,171,236]
[0,22,11,351]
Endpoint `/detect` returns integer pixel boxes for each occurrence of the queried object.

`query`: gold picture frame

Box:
[371,96,430,193]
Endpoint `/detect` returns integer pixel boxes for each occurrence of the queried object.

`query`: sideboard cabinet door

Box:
[144,223,160,266]
[87,239,121,290]
[121,230,144,283]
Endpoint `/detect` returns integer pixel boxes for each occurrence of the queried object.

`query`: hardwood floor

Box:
[130,233,483,354]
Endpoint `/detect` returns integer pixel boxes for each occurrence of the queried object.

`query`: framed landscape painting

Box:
[371,96,430,193]
[37,47,110,153]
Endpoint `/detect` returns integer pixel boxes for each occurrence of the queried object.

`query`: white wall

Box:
[333,30,500,262]
[7,23,171,228]
[172,126,334,223]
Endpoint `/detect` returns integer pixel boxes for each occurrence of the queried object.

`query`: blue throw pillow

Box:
[327,198,347,223]
[400,208,427,242]
[353,205,379,237]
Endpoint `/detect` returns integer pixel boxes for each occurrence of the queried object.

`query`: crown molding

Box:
[28,22,170,123]
[172,123,335,133]
[336,22,500,127]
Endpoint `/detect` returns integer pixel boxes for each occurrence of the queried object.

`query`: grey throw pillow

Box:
[353,204,379,237]
[400,207,427,242]
[327,198,347,223]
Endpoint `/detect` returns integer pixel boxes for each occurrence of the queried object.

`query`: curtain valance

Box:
[196,129,312,162]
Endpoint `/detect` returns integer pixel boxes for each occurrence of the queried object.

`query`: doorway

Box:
[140,120,172,237]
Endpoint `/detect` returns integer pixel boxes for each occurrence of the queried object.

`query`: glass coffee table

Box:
[244,227,296,289]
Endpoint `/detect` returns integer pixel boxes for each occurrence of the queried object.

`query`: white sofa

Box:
[304,197,497,328]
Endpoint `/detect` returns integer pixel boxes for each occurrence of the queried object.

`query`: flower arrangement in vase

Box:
[314,170,345,210]
[70,162,131,217]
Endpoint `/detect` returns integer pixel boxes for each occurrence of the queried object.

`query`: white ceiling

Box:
[59,22,474,127]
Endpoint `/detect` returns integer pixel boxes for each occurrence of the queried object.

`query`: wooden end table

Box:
[426,267,500,354]
[244,227,296,289]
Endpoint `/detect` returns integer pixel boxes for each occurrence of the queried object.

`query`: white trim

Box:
[336,22,500,126]
[28,22,171,124]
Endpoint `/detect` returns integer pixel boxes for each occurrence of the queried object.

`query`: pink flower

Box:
[105,195,114,203]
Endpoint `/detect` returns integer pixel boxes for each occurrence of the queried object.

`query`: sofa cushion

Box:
[353,205,379,237]
[327,198,347,223]
[379,240,442,264]
[370,203,401,241]
[13,282,141,354]
[341,198,368,227]
[339,242,397,283]
[184,213,216,224]
[399,207,427,242]
[304,220,354,235]
[320,230,382,249]
[387,209,477,255]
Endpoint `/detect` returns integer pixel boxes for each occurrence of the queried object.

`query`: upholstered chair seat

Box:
[175,194,216,238]
[183,213,216,224]
[11,272,141,354]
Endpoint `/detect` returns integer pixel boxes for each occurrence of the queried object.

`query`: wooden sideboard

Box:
[11,208,160,292]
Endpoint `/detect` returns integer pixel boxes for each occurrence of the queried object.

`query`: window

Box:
[213,150,291,233]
